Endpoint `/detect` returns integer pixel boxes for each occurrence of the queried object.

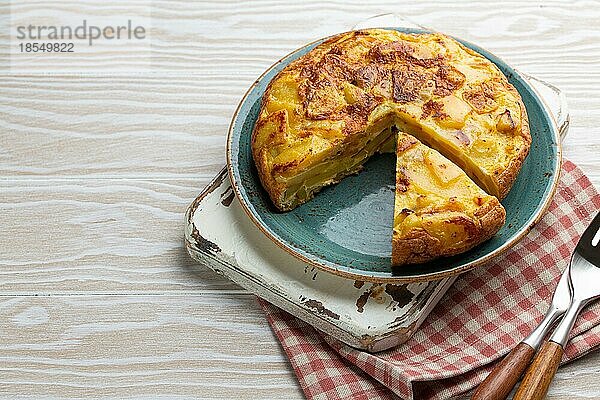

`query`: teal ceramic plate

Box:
[227,28,561,283]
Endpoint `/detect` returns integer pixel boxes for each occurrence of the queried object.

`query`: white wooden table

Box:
[1,1,599,398]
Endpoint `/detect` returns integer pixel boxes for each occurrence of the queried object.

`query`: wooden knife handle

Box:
[513,341,564,400]
[471,342,536,400]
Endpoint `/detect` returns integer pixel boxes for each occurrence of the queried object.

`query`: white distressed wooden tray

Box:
[185,57,569,354]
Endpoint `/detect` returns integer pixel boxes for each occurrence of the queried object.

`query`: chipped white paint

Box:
[186,169,457,352]
[185,66,570,352]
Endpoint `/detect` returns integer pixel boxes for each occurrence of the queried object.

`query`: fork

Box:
[471,264,571,400]
[513,211,600,400]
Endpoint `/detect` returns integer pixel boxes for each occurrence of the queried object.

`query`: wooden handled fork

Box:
[473,211,600,400]
[471,266,571,400]
[513,212,600,399]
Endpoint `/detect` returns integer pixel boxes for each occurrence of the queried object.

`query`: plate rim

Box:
[226,28,563,283]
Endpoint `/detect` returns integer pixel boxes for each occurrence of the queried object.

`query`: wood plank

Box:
[0,75,235,178]
[0,294,303,399]
[2,1,600,77]
[0,73,598,183]
[1,1,599,183]
[2,1,599,398]
[1,293,599,399]
[0,178,240,293]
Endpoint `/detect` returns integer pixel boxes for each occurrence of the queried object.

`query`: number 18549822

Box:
[18,42,74,52]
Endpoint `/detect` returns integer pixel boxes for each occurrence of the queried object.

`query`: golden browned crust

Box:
[251,102,286,210]
[396,133,419,153]
[252,29,531,211]
[253,146,286,210]
[251,29,524,265]
[492,85,532,200]
[392,197,506,265]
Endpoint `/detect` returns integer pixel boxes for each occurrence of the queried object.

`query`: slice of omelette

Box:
[392,133,506,266]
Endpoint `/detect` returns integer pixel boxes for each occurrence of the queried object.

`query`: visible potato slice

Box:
[392,133,506,265]
[436,95,472,129]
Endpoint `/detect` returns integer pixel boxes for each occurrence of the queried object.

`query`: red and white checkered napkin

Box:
[259,160,600,400]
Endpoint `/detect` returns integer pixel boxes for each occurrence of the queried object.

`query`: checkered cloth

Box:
[259,160,600,400]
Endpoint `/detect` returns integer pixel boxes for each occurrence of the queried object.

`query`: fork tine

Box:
[578,212,600,247]
[576,212,600,265]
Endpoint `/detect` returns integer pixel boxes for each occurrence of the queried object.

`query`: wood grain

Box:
[0,73,597,181]
[0,178,240,293]
[514,341,564,400]
[471,342,536,400]
[0,294,302,399]
[0,75,233,177]
[1,0,599,398]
